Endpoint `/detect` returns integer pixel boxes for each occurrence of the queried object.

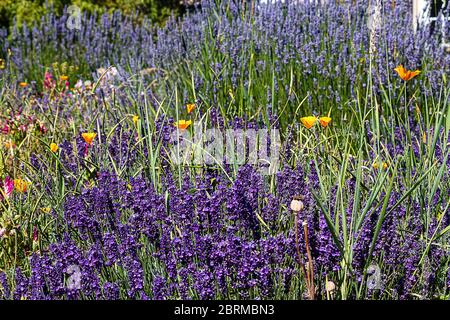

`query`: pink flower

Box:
[1,123,10,134]
[44,71,56,90]
[37,121,47,134]
[33,226,38,242]
[1,176,14,200]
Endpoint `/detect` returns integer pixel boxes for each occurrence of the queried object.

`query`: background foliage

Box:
[0,0,183,28]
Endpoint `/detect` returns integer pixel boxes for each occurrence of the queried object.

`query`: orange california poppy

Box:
[14,178,28,193]
[82,132,97,145]
[50,142,59,153]
[186,103,196,114]
[319,116,332,128]
[175,120,192,130]
[300,116,318,129]
[394,65,420,81]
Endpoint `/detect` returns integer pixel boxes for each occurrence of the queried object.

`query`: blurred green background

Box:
[0,0,185,28]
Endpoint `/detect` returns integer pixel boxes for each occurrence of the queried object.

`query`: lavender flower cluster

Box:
[1,140,448,299]
[1,1,449,109]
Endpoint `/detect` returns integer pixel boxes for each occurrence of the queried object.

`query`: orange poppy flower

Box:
[300,116,318,129]
[19,82,28,87]
[175,120,192,130]
[319,116,332,128]
[14,178,28,193]
[50,142,59,153]
[186,103,195,114]
[82,132,97,145]
[394,65,420,81]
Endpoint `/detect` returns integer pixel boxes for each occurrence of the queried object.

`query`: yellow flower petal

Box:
[300,116,318,129]
[372,161,388,170]
[175,120,192,130]
[50,142,59,153]
[394,64,420,81]
[186,103,195,114]
[319,116,332,128]
[14,178,29,193]
[82,132,97,145]
[40,207,51,214]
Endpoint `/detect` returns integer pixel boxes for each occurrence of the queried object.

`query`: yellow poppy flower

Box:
[40,207,51,214]
[14,178,29,193]
[186,103,195,114]
[394,65,420,81]
[319,116,332,128]
[175,120,192,130]
[60,75,69,81]
[50,142,59,153]
[132,115,139,126]
[82,132,97,145]
[300,116,318,129]
[372,162,388,170]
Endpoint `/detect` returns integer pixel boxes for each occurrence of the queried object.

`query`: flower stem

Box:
[294,213,311,299]
[303,220,315,300]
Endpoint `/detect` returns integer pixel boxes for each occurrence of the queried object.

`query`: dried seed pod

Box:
[290,198,304,213]
[326,281,336,293]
